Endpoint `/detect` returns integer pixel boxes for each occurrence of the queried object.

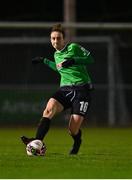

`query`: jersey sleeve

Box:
[67,43,94,65]
[43,58,58,72]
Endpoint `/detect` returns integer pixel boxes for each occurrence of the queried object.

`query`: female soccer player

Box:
[21,23,94,155]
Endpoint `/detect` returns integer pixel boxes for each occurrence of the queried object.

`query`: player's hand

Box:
[61,58,75,68]
[32,57,44,64]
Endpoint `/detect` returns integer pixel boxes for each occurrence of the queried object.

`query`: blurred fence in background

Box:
[0,22,132,127]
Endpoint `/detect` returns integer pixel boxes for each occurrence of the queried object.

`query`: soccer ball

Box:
[26,139,46,156]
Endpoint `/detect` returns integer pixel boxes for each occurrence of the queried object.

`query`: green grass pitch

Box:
[0,127,132,179]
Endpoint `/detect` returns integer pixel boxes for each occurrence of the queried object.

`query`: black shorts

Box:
[51,83,93,117]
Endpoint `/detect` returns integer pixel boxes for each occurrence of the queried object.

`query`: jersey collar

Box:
[56,43,69,52]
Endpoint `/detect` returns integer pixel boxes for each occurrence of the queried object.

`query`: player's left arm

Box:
[61,44,94,68]
[73,53,94,65]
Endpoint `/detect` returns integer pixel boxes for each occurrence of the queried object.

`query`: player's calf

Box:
[69,129,82,155]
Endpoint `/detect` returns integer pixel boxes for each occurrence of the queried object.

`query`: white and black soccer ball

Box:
[26,139,46,156]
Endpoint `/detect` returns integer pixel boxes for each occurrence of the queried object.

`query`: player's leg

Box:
[21,98,63,145]
[35,98,63,140]
[68,114,84,154]
[68,88,92,154]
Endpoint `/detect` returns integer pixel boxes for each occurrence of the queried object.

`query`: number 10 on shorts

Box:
[80,101,89,113]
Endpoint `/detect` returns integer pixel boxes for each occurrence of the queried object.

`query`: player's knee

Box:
[43,107,55,119]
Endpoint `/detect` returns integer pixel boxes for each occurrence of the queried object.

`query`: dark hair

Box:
[50,23,65,38]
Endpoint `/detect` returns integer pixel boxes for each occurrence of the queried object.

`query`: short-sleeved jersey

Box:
[54,43,94,87]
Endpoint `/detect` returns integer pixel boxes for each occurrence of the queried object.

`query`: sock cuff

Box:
[72,129,82,140]
[41,117,50,121]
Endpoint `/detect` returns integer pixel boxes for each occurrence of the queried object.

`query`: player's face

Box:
[50,31,65,50]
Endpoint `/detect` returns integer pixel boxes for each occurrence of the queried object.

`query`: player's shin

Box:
[70,129,82,154]
[71,129,82,141]
[35,117,51,140]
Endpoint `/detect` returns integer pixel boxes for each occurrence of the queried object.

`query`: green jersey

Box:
[43,43,94,87]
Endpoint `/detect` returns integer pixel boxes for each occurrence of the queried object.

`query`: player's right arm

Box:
[32,57,57,72]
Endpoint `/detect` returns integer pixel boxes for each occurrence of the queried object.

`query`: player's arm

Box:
[43,58,57,71]
[73,53,94,65]
[32,57,57,72]
[61,53,94,68]
[61,44,94,68]
[75,44,95,65]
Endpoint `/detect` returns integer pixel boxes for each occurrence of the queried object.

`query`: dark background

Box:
[0,0,132,22]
